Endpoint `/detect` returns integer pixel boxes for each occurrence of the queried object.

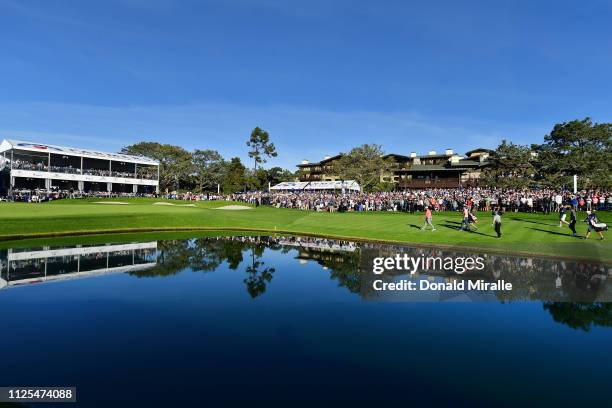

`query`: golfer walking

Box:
[568,206,577,237]
[558,206,569,227]
[421,206,436,231]
[460,206,470,231]
[492,211,502,238]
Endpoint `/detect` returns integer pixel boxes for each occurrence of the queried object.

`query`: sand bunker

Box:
[153,202,196,207]
[215,205,252,210]
[94,201,129,205]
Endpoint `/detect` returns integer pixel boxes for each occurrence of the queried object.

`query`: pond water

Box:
[1,235,610,407]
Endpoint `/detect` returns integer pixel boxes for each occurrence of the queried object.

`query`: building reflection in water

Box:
[1,235,610,330]
[2,237,610,302]
[0,242,158,289]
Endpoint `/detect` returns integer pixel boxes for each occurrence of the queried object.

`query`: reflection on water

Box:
[357,242,611,303]
[1,234,611,406]
[1,235,611,331]
[543,302,612,331]
[0,242,157,288]
[126,236,362,298]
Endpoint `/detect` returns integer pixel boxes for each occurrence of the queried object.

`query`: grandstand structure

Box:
[0,139,159,197]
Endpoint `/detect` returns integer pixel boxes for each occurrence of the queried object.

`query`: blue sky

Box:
[1,0,611,169]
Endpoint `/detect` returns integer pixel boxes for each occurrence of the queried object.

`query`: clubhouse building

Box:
[0,139,159,197]
[297,148,492,189]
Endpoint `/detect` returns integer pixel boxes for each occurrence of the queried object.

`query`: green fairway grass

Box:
[0,198,609,262]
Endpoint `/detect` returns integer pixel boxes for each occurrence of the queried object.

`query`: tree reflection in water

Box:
[244,245,275,298]
[131,238,245,277]
[543,302,612,331]
[125,235,611,330]
[130,236,278,298]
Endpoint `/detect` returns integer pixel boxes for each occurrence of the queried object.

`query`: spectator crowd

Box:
[226,188,612,213]
[3,185,611,213]
[10,159,157,179]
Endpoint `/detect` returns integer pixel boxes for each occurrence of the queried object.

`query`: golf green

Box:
[0,198,609,262]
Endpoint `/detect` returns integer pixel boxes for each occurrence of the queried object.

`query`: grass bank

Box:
[0,198,610,262]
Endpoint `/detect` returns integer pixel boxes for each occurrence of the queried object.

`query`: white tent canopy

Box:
[270,180,361,192]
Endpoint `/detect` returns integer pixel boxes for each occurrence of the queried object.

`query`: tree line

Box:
[332,117,612,191]
[483,118,612,189]
[121,127,294,193]
[121,118,611,193]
